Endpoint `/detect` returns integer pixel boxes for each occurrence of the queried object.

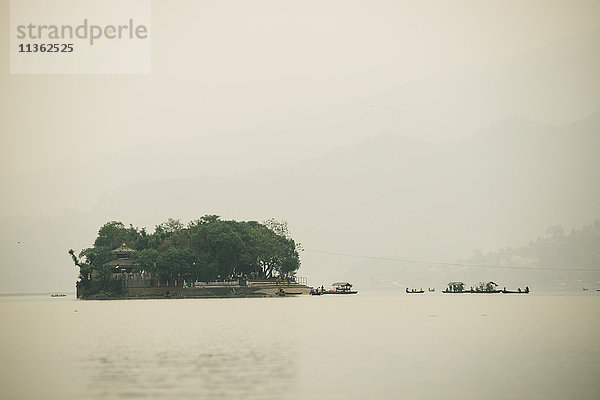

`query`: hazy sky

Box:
[1,1,599,292]
[1,0,600,177]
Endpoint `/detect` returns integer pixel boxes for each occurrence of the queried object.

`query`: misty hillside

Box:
[2,31,599,222]
[452,220,600,291]
[94,112,600,248]
[87,113,600,284]
[1,112,598,292]
[342,219,600,292]
[464,220,600,270]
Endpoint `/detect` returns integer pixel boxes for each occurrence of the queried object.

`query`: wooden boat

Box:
[443,282,467,293]
[406,288,424,293]
[322,282,357,294]
[501,287,530,294]
[469,289,502,294]
[276,288,302,296]
[323,290,358,294]
[472,281,501,293]
[447,282,501,293]
[442,281,502,294]
[50,293,66,297]
[442,281,530,294]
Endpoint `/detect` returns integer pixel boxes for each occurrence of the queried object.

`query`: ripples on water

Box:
[72,299,299,400]
[0,294,599,400]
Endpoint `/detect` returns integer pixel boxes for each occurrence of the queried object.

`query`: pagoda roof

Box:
[111,243,136,255]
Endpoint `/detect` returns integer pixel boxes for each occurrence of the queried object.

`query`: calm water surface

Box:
[1,293,599,400]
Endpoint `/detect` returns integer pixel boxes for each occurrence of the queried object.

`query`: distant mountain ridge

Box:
[1,112,599,292]
[342,219,600,292]
[463,220,600,271]
[86,112,600,282]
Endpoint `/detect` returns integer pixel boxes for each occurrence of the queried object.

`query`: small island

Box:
[69,216,310,299]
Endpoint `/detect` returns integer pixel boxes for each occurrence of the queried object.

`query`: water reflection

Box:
[77,299,298,400]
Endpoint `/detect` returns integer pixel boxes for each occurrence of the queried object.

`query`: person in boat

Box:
[518,288,521,292]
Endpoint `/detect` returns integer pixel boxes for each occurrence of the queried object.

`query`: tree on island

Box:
[69,216,302,285]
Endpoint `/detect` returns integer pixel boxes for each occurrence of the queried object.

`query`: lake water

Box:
[0,293,598,400]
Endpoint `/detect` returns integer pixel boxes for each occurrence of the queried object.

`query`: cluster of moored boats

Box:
[406,281,530,294]
[274,282,358,296]
[406,288,435,293]
[309,282,357,295]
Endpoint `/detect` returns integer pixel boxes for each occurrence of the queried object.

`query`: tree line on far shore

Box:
[463,220,600,272]
[69,216,302,284]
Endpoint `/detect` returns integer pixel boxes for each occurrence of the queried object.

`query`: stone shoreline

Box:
[78,284,311,300]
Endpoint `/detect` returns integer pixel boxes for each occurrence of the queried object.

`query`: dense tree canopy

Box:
[70,216,302,282]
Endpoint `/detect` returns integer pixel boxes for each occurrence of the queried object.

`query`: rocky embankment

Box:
[77,282,311,299]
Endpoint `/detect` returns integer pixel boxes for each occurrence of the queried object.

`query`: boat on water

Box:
[442,281,530,294]
[501,287,530,294]
[469,281,502,293]
[322,282,357,295]
[50,293,66,297]
[276,288,302,296]
[309,287,322,295]
[442,281,467,293]
[406,288,424,293]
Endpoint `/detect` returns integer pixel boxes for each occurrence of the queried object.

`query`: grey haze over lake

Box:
[2,22,600,293]
[1,112,599,292]
[1,2,600,399]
